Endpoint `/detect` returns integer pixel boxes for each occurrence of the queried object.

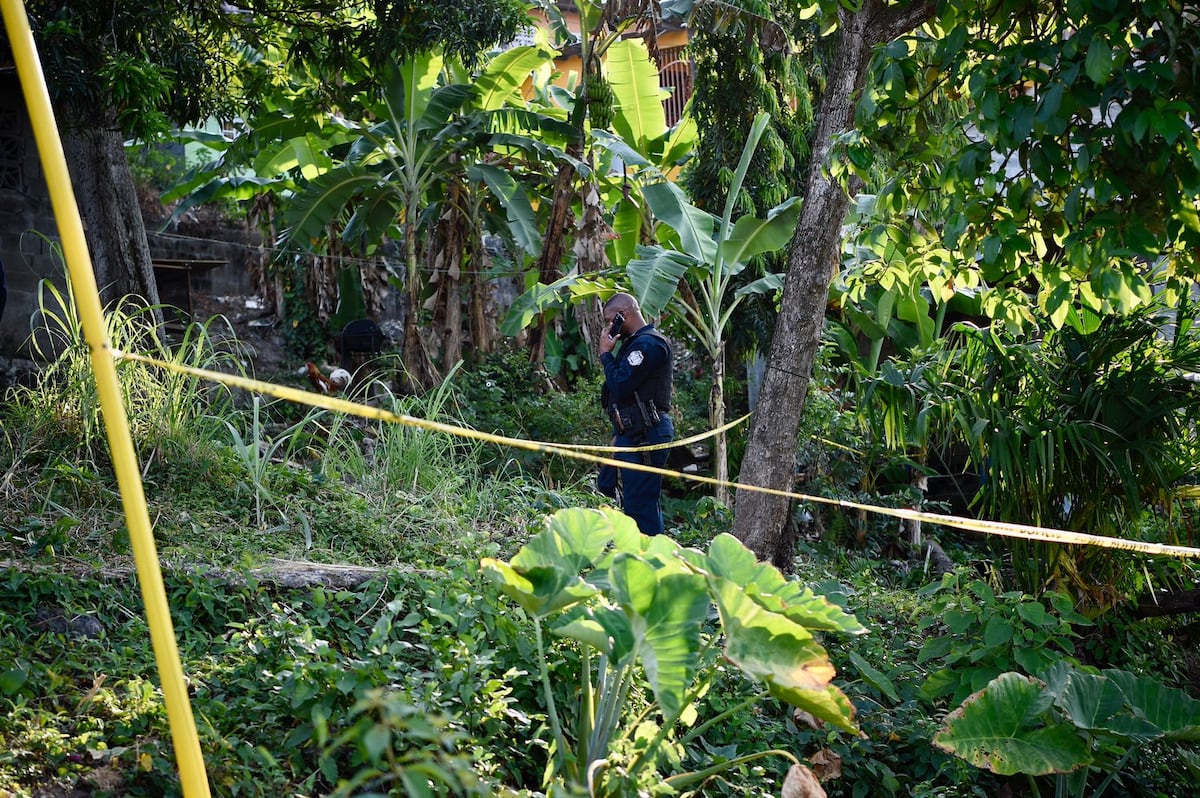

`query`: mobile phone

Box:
[607,311,625,340]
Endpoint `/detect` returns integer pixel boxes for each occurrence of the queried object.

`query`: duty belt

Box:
[609,393,666,435]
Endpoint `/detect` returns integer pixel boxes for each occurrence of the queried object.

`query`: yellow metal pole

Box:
[0,2,211,796]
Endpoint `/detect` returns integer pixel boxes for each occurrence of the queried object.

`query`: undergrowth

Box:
[0,298,1197,797]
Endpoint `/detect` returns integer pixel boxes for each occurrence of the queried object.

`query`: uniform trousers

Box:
[613,415,674,536]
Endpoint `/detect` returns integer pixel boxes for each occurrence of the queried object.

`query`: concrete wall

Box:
[0,69,266,357]
[0,72,70,356]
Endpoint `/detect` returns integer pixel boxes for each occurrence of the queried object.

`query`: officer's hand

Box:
[599,331,617,355]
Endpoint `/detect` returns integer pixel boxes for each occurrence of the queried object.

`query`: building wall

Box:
[0,71,265,357]
[0,72,70,356]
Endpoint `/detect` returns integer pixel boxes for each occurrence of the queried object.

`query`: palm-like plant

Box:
[167,44,575,385]
[935,302,1200,605]
[627,112,800,505]
[482,506,864,795]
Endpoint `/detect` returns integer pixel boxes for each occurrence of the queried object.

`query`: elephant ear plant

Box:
[481,507,865,795]
[934,662,1200,797]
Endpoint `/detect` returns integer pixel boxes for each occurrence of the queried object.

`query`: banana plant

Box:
[167,44,574,387]
[481,506,863,796]
[627,111,800,504]
[935,663,1200,797]
[498,37,697,353]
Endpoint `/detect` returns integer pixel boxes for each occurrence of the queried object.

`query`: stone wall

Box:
[0,72,67,356]
[0,69,267,357]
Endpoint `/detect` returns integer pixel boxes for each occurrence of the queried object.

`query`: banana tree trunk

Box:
[430,180,466,373]
[528,161,577,364]
[574,178,612,364]
[469,242,495,363]
[402,219,439,391]
[710,340,729,506]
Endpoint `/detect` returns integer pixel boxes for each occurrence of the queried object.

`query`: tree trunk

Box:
[402,218,439,391]
[429,181,466,373]
[573,178,612,367]
[732,1,935,563]
[528,161,577,364]
[61,111,161,319]
[711,340,729,506]
[470,240,495,363]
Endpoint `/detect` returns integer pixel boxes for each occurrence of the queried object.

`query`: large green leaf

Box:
[717,197,801,267]
[610,554,709,719]
[499,273,586,336]
[604,38,668,154]
[391,52,442,126]
[1104,669,1200,741]
[480,558,598,618]
[252,134,335,180]
[475,45,558,111]
[523,507,619,572]
[590,130,652,169]
[705,534,866,634]
[733,273,784,298]
[767,681,858,734]
[342,185,401,253]
[712,579,855,732]
[480,508,619,618]
[467,163,542,257]
[608,198,644,266]
[283,168,384,250]
[934,673,1091,776]
[642,181,718,264]
[420,84,478,132]
[627,245,697,319]
[1053,670,1127,732]
[660,116,698,167]
[552,605,633,659]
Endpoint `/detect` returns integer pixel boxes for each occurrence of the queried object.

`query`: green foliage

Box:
[8,270,245,471]
[915,575,1092,708]
[935,664,1200,796]
[482,507,865,795]
[852,0,1200,331]
[682,0,819,360]
[278,256,330,360]
[452,350,610,482]
[628,112,799,500]
[932,304,1200,602]
[221,395,325,532]
[0,558,548,796]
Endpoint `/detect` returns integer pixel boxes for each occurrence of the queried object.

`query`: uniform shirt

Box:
[600,324,672,410]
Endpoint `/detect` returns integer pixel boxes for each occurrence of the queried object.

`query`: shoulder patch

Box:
[627,350,644,366]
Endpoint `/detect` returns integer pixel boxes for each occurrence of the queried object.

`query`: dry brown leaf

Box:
[781,764,828,798]
[809,748,842,782]
[792,708,824,731]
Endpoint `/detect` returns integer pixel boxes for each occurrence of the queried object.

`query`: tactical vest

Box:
[601,326,673,412]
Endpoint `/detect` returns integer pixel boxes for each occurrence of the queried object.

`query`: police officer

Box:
[598,293,674,536]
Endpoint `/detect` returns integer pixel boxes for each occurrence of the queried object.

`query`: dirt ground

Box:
[190,292,297,377]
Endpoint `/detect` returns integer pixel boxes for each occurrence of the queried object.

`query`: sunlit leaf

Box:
[934,673,1090,776]
[611,554,709,718]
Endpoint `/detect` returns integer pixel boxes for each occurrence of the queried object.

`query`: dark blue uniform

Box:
[600,324,674,535]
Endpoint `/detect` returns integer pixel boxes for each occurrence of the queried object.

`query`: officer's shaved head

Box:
[603,293,639,313]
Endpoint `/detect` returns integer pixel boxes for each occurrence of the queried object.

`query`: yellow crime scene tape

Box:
[117,350,1200,563]
[7,0,1200,791]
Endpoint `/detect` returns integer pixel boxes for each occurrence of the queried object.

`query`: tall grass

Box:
[319,366,480,508]
[9,271,248,470]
